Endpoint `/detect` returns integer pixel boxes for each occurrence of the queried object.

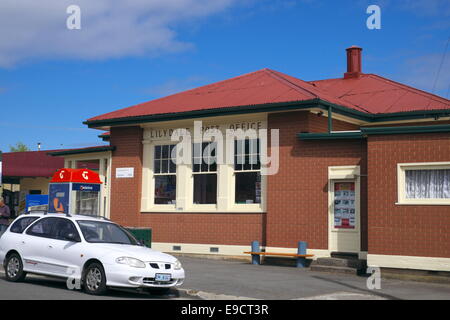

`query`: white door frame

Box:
[63,152,112,218]
[328,166,361,254]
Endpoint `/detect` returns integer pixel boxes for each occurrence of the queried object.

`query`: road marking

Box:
[294,291,386,300]
[179,288,257,300]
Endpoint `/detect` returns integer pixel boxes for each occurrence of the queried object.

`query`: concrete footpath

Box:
[1,256,450,300]
[178,256,450,300]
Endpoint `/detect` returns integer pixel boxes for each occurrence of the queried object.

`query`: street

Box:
[1,256,450,300]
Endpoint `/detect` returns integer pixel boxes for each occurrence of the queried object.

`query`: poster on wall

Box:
[333,182,356,229]
[48,183,70,214]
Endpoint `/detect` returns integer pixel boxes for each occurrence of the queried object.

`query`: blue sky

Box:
[0,0,449,152]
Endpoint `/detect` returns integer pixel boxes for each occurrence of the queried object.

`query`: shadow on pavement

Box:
[0,274,184,300]
[311,275,402,300]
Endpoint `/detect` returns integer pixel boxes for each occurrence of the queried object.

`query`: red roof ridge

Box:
[264,69,371,113]
[365,73,450,106]
[87,69,271,122]
[262,68,318,99]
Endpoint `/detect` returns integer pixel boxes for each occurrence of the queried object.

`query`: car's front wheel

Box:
[83,262,107,295]
[4,253,27,282]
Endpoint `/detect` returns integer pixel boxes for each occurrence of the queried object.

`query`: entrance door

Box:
[328,179,360,253]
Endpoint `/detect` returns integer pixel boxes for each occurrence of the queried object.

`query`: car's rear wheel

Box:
[83,262,107,295]
[4,253,27,282]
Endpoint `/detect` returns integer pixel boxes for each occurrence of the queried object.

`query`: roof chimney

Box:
[344,45,362,79]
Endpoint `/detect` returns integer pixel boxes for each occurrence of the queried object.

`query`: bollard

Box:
[296,241,307,268]
[251,240,260,265]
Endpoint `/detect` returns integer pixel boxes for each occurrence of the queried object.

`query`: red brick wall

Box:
[109,127,264,246]
[367,133,450,258]
[139,213,265,245]
[267,111,367,250]
[307,112,360,132]
[110,126,143,227]
[109,112,367,251]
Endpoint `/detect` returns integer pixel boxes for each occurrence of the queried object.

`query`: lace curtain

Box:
[406,169,450,199]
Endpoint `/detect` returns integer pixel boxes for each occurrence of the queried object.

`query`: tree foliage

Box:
[9,142,30,152]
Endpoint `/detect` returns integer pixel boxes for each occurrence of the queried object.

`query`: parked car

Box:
[0,212,185,295]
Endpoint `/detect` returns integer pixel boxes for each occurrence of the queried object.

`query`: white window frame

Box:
[140,116,267,213]
[190,141,218,210]
[231,138,264,211]
[397,162,450,205]
[146,142,178,211]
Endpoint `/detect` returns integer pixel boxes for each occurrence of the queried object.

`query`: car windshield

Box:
[77,220,139,245]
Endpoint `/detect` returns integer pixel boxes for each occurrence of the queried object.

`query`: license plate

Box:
[155,273,171,282]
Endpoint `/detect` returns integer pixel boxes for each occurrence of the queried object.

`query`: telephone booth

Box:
[48,168,102,216]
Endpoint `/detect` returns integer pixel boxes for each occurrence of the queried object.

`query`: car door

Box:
[21,217,60,275]
[46,218,84,278]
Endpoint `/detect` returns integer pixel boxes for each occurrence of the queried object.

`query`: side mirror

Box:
[65,232,80,242]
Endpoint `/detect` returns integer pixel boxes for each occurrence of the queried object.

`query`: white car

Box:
[0,212,185,295]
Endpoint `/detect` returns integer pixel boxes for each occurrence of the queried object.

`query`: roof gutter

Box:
[298,124,450,140]
[83,99,373,129]
[84,98,450,130]
[47,146,116,157]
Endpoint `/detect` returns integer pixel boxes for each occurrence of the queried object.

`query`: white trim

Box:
[140,115,268,213]
[152,242,251,256]
[368,254,450,272]
[397,161,450,205]
[152,242,328,260]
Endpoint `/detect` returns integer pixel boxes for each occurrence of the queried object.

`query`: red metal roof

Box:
[87,68,450,123]
[309,74,450,114]
[87,68,367,122]
[3,150,65,178]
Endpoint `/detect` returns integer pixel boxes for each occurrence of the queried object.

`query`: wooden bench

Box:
[244,252,314,258]
[243,251,314,268]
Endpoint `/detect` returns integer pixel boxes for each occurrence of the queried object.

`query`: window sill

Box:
[141,208,266,214]
[395,201,450,206]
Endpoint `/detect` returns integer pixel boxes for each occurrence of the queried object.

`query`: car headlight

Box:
[174,259,182,270]
[116,257,146,268]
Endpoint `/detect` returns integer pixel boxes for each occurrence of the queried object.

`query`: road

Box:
[1,256,450,300]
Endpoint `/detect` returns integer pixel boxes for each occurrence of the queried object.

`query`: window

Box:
[54,218,81,241]
[234,139,261,204]
[75,191,99,215]
[398,163,450,205]
[10,216,39,234]
[26,217,58,238]
[77,220,139,245]
[142,122,267,213]
[406,169,450,199]
[154,145,177,205]
[193,142,217,204]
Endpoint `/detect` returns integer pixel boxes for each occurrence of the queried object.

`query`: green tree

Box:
[9,142,30,152]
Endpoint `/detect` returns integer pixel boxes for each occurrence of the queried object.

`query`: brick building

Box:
[82,46,450,272]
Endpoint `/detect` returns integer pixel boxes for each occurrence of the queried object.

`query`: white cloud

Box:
[0,0,235,67]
